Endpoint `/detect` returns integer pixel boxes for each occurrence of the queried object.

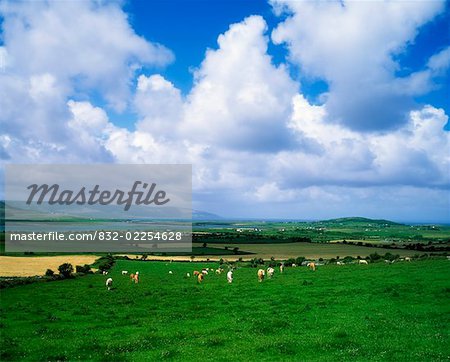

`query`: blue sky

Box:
[119,0,450,128]
[128,1,449,109]
[1,0,449,222]
[124,1,280,92]
[109,0,449,131]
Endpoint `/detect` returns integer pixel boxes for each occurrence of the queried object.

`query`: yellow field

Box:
[0,255,100,277]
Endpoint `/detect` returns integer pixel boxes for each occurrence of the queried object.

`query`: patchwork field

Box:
[203,242,422,260]
[0,255,100,277]
[1,259,449,361]
[117,242,426,263]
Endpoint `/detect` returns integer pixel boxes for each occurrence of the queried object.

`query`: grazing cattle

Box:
[121,270,128,275]
[359,260,368,265]
[193,271,200,276]
[405,257,411,262]
[336,261,344,266]
[197,273,204,283]
[307,262,316,271]
[169,271,173,274]
[292,263,297,267]
[186,273,191,278]
[130,272,139,283]
[102,271,108,275]
[201,269,209,275]
[267,267,274,279]
[105,278,113,290]
[257,269,265,282]
[279,264,284,273]
[216,268,224,275]
[227,270,233,284]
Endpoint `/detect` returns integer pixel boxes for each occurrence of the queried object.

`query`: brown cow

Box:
[130,272,139,283]
[307,262,316,271]
[193,270,200,276]
[197,273,204,283]
[257,269,265,282]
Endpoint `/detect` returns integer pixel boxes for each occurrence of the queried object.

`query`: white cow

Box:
[359,260,369,265]
[186,272,191,278]
[105,278,113,290]
[202,269,209,275]
[227,270,233,284]
[336,261,344,265]
[169,271,173,274]
[267,267,275,278]
[405,257,411,262]
[121,270,128,275]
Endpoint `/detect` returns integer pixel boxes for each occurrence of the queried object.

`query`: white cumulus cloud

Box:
[271,0,447,131]
[182,15,299,152]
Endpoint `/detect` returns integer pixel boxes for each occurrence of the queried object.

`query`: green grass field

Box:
[1,259,449,361]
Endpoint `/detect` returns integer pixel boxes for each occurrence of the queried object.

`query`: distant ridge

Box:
[192,210,222,220]
[318,217,404,226]
[0,201,222,221]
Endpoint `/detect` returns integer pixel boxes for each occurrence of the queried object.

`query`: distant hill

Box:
[318,217,404,226]
[192,210,222,220]
[0,201,221,221]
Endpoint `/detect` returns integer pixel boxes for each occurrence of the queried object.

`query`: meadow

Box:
[1,258,449,361]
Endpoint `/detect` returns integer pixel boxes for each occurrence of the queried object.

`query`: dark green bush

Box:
[75,264,91,273]
[58,263,74,278]
[343,256,354,263]
[285,258,295,266]
[250,258,264,267]
[45,269,54,277]
[96,255,115,272]
[369,253,382,262]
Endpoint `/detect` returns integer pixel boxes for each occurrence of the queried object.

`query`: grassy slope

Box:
[1,259,449,361]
